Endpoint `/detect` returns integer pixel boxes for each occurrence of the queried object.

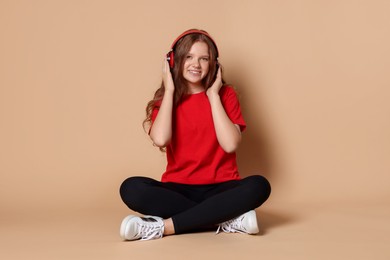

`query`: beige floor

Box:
[1,202,389,260]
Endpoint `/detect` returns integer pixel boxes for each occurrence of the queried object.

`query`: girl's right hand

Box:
[163,58,175,92]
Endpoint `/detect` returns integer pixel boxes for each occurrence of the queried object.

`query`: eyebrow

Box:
[187,53,210,58]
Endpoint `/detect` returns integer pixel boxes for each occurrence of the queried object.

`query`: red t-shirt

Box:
[151,85,246,184]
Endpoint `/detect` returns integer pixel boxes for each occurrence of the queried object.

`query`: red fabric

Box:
[151,85,246,184]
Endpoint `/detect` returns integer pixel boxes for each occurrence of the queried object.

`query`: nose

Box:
[191,58,200,67]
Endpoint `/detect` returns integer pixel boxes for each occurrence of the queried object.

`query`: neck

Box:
[187,83,205,94]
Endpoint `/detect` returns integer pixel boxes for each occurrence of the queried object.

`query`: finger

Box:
[217,66,222,78]
[163,57,169,73]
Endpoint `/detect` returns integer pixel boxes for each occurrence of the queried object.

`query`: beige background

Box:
[1,0,389,259]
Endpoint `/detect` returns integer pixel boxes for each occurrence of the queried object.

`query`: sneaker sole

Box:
[120,215,138,240]
[246,210,259,234]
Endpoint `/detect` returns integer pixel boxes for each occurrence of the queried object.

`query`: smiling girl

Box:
[119,29,271,241]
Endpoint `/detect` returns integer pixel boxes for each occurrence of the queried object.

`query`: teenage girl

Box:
[119,29,271,241]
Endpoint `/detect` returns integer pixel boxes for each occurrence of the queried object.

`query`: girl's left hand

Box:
[206,66,223,97]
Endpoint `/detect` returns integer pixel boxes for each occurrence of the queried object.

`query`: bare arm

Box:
[149,59,175,147]
[206,68,242,153]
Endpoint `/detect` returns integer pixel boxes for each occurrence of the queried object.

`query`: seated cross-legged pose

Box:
[119,29,271,241]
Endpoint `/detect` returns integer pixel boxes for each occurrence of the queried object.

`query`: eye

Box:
[201,57,209,61]
[186,55,192,59]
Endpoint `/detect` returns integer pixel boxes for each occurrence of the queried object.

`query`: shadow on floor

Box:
[256,209,299,235]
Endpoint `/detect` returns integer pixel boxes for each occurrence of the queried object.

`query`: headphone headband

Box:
[169,29,219,57]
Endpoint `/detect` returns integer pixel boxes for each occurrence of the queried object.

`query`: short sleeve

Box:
[150,100,162,123]
[148,100,162,135]
[220,85,246,132]
[151,107,159,122]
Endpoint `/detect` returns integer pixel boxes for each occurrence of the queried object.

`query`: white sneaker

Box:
[216,210,259,235]
[120,215,164,241]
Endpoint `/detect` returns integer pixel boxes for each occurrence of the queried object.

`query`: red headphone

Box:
[166,29,219,69]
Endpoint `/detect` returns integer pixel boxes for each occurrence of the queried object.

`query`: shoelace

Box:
[216,215,246,234]
[137,219,164,241]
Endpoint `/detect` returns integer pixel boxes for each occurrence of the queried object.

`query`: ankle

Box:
[163,218,176,236]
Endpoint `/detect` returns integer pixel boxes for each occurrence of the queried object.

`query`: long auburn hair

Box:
[143,30,224,132]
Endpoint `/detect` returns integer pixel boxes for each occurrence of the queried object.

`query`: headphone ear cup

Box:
[167,51,175,69]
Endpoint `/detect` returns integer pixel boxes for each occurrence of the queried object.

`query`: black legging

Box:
[119,175,271,234]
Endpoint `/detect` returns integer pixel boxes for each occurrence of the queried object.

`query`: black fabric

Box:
[119,175,271,234]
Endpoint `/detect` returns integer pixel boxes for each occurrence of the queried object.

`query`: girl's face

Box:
[182,41,210,92]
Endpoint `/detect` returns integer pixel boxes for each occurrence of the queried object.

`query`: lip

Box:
[188,70,201,74]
